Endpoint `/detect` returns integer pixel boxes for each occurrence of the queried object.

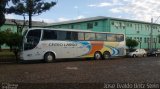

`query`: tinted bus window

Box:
[107,33,117,42]
[117,34,124,42]
[57,31,66,40]
[42,30,57,40]
[85,33,95,40]
[72,32,78,40]
[57,31,72,40]
[96,33,106,41]
[66,31,71,40]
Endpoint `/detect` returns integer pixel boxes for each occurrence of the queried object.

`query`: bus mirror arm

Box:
[24,38,28,43]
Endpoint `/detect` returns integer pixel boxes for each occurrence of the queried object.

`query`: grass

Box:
[0,50,15,57]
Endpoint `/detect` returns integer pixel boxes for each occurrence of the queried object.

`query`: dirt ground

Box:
[0,57,160,89]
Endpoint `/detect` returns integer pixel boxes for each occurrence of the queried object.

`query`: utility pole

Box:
[150,18,153,50]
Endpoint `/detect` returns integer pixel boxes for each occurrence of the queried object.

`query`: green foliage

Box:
[0,11,5,27]
[0,0,20,26]
[0,31,5,46]
[0,31,5,51]
[7,0,56,15]
[0,0,56,27]
[1,30,22,59]
[4,31,22,50]
[126,38,139,50]
[0,0,6,27]
[6,0,56,28]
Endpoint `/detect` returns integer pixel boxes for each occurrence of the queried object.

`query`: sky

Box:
[5,0,160,23]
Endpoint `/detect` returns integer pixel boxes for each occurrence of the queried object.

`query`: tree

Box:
[11,16,28,34]
[0,0,20,27]
[3,30,22,60]
[0,31,5,51]
[6,0,57,28]
[0,0,6,27]
[126,38,139,51]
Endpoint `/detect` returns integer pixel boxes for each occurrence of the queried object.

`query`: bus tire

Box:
[143,54,146,57]
[133,54,136,58]
[94,51,102,60]
[44,52,55,63]
[103,51,111,60]
[155,54,158,57]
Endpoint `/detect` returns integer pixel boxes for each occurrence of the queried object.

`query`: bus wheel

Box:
[44,52,55,63]
[155,54,158,57]
[103,51,111,60]
[94,52,102,60]
[143,54,146,57]
[133,54,136,58]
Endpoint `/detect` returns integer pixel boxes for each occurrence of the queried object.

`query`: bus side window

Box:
[85,33,95,40]
[117,34,124,42]
[42,30,57,40]
[66,31,72,40]
[96,33,106,41]
[107,33,117,42]
[78,32,84,40]
[72,32,78,40]
[57,31,66,40]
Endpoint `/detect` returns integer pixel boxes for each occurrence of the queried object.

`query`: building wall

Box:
[109,19,160,49]
[50,20,109,32]
[49,18,160,49]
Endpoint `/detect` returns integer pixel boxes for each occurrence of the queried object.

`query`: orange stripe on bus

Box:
[88,41,104,55]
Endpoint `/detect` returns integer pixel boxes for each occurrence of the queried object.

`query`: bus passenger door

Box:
[23,29,42,60]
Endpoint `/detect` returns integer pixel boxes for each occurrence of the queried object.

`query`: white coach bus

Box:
[20,28,126,62]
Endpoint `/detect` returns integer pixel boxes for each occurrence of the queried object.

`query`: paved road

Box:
[0,57,160,88]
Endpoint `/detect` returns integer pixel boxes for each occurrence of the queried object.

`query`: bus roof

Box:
[28,27,124,35]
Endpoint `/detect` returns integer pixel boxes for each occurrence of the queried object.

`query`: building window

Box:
[87,23,93,29]
[111,21,114,25]
[147,38,149,42]
[95,22,98,26]
[144,38,146,43]
[135,24,137,30]
[139,37,142,41]
[119,22,122,29]
[71,25,74,29]
[6,28,12,32]
[127,23,130,27]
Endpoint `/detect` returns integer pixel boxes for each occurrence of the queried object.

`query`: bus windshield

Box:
[24,29,41,50]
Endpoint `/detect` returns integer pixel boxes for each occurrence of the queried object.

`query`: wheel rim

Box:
[133,55,136,58]
[95,53,101,59]
[47,54,53,62]
[143,54,146,57]
[104,52,110,59]
[104,54,109,59]
[155,54,158,57]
